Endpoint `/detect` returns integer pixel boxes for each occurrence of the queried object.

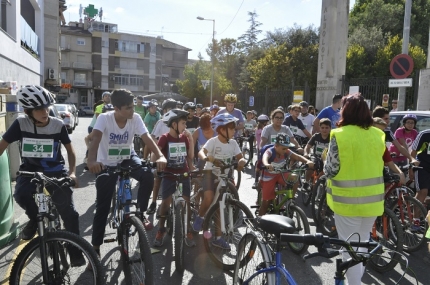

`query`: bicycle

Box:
[233,215,411,285]
[9,172,103,285]
[236,135,253,167]
[201,161,254,270]
[301,154,324,206]
[104,162,155,285]
[252,164,310,254]
[156,171,194,273]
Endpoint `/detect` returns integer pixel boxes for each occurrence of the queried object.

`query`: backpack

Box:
[256,144,288,170]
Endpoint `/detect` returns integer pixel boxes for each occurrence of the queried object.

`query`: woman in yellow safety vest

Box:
[323,93,385,285]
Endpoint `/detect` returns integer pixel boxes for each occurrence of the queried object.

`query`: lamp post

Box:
[197,16,215,105]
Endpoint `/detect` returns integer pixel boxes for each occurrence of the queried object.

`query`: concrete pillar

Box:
[315,0,350,110]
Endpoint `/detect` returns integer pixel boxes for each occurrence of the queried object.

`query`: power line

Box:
[218,0,245,35]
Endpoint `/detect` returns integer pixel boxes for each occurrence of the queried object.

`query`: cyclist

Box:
[258,133,314,216]
[216,94,244,137]
[153,109,196,247]
[312,94,342,134]
[192,113,217,169]
[297,101,315,140]
[196,103,203,117]
[0,85,85,265]
[253,114,270,188]
[194,113,246,249]
[282,104,312,145]
[210,104,220,117]
[176,101,184,109]
[388,114,418,166]
[84,100,103,165]
[144,101,161,158]
[134,95,147,120]
[303,118,331,190]
[87,89,167,257]
[183,102,199,132]
[95,91,111,118]
[243,110,257,161]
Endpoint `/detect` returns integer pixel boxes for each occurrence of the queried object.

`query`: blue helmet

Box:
[402,114,417,124]
[210,113,238,131]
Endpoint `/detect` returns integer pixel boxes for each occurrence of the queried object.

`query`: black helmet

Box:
[148,101,158,107]
[275,133,295,147]
[162,109,189,127]
[299,101,309,107]
[162,98,177,110]
[196,103,203,108]
[183,102,196,110]
[102,104,115,113]
[176,101,184,106]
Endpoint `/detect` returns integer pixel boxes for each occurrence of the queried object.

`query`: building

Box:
[59,17,190,107]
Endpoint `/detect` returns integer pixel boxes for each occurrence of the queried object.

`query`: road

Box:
[0,116,428,284]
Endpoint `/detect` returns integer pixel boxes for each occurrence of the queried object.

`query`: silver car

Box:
[54,104,76,134]
[389,111,430,133]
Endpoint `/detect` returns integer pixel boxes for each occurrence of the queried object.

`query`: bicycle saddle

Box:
[257,215,296,237]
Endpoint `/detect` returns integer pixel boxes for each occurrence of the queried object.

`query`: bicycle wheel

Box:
[311,177,326,223]
[120,216,154,285]
[242,147,251,167]
[317,194,337,237]
[107,190,117,226]
[10,231,103,285]
[284,204,311,254]
[233,233,273,285]
[174,203,185,273]
[368,207,404,273]
[202,199,254,270]
[388,195,427,252]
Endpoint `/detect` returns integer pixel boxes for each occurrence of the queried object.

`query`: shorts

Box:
[161,177,191,199]
[201,170,218,192]
[261,173,289,201]
[415,168,430,192]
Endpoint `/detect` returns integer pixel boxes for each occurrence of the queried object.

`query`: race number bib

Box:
[315,142,328,156]
[290,126,299,134]
[270,135,277,144]
[22,138,54,158]
[168,142,187,168]
[245,123,254,130]
[108,144,131,160]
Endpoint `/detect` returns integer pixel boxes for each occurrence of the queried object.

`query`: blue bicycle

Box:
[233,215,395,285]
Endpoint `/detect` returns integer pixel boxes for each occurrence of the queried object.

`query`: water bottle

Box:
[178,183,183,196]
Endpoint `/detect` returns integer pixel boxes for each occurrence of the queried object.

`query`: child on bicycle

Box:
[153,109,196,247]
[194,113,246,250]
[0,85,85,266]
[259,133,314,216]
[87,89,166,257]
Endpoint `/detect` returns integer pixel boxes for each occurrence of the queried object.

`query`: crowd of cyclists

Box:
[1,84,430,284]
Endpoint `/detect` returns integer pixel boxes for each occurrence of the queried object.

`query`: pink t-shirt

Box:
[388,127,418,161]
[256,129,263,151]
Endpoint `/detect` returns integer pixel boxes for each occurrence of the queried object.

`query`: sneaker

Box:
[86,248,101,271]
[140,215,154,231]
[154,228,166,247]
[211,237,231,250]
[185,232,196,247]
[252,182,258,189]
[21,220,38,240]
[411,220,424,233]
[146,202,156,215]
[69,246,86,267]
[192,216,204,232]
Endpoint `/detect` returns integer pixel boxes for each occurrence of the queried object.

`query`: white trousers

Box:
[334,214,376,285]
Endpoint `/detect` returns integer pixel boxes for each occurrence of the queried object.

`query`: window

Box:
[114,40,118,50]
[171,69,180,78]
[81,96,88,103]
[77,38,85,45]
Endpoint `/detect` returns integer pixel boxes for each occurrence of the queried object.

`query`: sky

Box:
[64,0,356,60]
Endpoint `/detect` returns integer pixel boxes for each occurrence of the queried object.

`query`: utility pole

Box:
[397,0,412,111]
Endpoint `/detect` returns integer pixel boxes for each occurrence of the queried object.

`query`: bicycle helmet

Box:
[277,106,284,111]
[402,114,417,124]
[299,101,309,107]
[17,85,56,109]
[257,114,270,122]
[162,98,177,110]
[136,95,144,100]
[196,103,203,108]
[102,91,111,98]
[183,102,196,110]
[252,110,258,116]
[275,133,295,147]
[224,93,237,103]
[162,109,189,127]
[210,113,238,130]
[176,101,184,107]
[148,101,158,107]
[102,103,115,113]
[210,105,220,111]
[200,107,210,115]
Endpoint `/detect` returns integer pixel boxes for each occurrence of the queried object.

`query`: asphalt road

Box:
[0,116,428,284]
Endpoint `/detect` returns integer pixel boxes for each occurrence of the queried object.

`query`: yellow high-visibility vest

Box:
[327,125,385,217]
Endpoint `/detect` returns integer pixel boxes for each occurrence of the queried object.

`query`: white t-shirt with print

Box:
[94,112,148,166]
[151,118,170,139]
[202,137,241,176]
[297,113,315,137]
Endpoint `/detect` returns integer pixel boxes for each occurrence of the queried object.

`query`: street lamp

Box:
[197,16,215,105]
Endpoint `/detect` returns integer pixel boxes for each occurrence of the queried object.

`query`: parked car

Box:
[54,104,76,134]
[68,103,79,127]
[49,105,62,120]
[79,106,95,116]
[389,111,430,133]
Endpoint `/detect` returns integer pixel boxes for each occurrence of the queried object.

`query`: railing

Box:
[73,62,93,69]
[20,16,39,56]
[60,45,71,51]
[73,80,92,87]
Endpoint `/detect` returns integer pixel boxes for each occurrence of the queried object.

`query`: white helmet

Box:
[17,85,55,109]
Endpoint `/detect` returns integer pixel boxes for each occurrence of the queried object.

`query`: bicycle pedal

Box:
[104,238,117,243]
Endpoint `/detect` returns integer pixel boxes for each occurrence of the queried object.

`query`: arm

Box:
[184,130,195,171]
[393,140,416,162]
[304,142,313,157]
[192,128,199,147]
[323,136,340,179]
[141,132,167,172]
[235,152,246,171]
[63,143,78,187]
[0,139,9,156]
[386,161,406,185]
[290,152,314,168]
[87,129,103,174]
[260,137,268,149]
[303,129,312,139]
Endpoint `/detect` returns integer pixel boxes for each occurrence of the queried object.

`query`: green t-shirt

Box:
[144,111,161,133]
[134,105,146,120]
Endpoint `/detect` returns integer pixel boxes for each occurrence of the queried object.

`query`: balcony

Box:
[60,45,71,52]
[73,80,93,87]
[61,61,71,69]
[20,16,39,57]
[73,62,93,70]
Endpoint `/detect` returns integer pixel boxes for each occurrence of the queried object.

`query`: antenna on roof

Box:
[79,4,83,21]
[99,7,103,21]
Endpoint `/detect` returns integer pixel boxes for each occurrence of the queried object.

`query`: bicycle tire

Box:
[368,207,404,273]
[107,189,117,226]
[121,216,154,285]
[388,195,428,252]
[284,204,311,254]
[233,232,273,285]
[174,203,185,273]
[202,199,254,270]
[301,180,313,206]
[166,207,174,237]
[232,169,242,190]
[311,177,326,223]
[9,231,103,285]
[133,136,143,158]
[317,194,337,237]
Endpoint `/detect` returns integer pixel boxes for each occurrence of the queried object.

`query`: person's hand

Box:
[69,173,79,188]
[206,155,215,163]
[213,159,224,167]
[156,156,167,172]
[183,129,193,139]
[237,159,246,172]
[87,161,104,174]
[297,148,304,154]
[411,159,420,166]
[398,172,406,185]
[306,161,315,169]
[189,163,196,172]
[265,164,274,172]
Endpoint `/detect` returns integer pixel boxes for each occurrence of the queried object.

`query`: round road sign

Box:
[390,54,414,79]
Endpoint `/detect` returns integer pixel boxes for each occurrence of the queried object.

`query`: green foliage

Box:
[346,44,367,78]
[238,10,263,53]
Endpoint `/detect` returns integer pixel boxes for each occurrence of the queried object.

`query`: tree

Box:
[238,10,263,53]
[346,44,368,78]
[263,24,319,50]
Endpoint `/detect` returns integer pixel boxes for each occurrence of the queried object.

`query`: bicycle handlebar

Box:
[17,171,76,187]
[261,164,309,172]
[105,160,157,173]
[157,171,190,179]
